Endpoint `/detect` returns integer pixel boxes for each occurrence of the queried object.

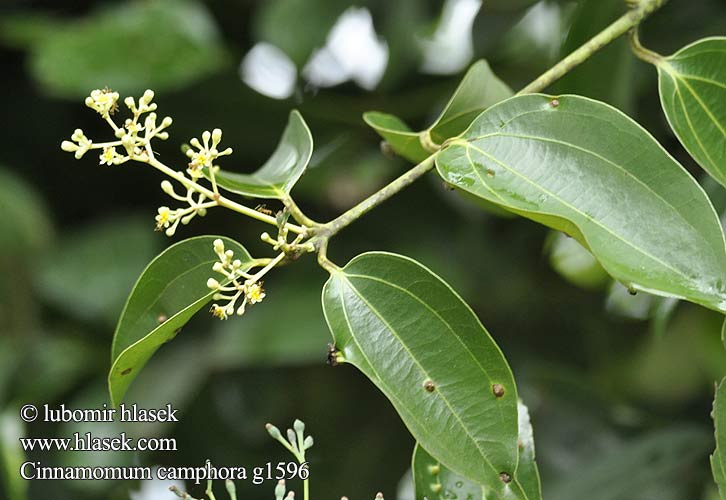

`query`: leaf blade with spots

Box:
[207,110,313,199]
[109,235,252,407]
[657,37,726,187]
[435,94,726,314]
[321,252,531,498]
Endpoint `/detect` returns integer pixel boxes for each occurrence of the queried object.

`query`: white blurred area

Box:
[418,0,482,75]
[302,7,389,91]
[239,42,297,99]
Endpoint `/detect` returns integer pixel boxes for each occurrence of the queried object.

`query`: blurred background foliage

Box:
[0,0,725,499]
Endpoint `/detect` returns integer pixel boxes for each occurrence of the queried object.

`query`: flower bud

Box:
[213,239,225,253]
[293,419,305,433]
[266,423,282,440]
[207,278,220,290]
[161,180,174,194]
[61,141,77,152]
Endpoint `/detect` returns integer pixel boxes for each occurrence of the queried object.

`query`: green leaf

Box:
[429,60,514,144]
[412,444,488,500]
[109,235,252,407]
[321,252,531,498]
[29,0,227,98]
[657,37,726,187]
[206,110,313,200]
[411,400,540,500]
[436,94,726,313]
[364,60,512,163]
[713,377,726,498]
[363,112,430,164]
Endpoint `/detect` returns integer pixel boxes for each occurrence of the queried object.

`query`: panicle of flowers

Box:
[206,239,269,320]
[61,88,172,167]
[185,128,233,180]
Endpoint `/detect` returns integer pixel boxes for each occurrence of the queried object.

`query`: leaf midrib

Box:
[337,273,514,488]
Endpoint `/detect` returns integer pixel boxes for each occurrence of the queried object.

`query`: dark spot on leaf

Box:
[423,379,436,392]
[499,472,511,484]
[492,383,505,398]
[628,285,637,295]
[550,98,560,108]
[485,169,495,178]
[121,368,132,376]
[173,328,182,334]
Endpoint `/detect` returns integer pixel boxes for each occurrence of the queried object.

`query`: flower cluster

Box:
[61,129,92,159]
[206,239,267,320]
[154,180,215,236]
[61,88,172,165]
[185,128,233,179]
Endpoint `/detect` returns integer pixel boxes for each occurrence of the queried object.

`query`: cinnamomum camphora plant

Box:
[47,0,726,498]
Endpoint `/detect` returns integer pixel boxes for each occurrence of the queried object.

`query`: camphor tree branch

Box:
[60,0,669,305]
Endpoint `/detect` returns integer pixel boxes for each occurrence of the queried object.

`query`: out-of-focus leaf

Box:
[515,400,541,500]
[207,111,313,199]
[0,12,59,49]
[436,94,726,314]
[0,409,27,500]
[364,60,512,163]
[36,216,159,325]
[0,167,51,256]
[555,0,634,111]
[547,232,608,290]
[548,426,710,500]
[322,252,530,497]
[605,282,655,320]
[109,236,252,407]
[29,0,227,98]
[657,38,726,187]
[712,377,726,498]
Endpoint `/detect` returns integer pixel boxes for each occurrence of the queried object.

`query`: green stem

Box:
[628,27,665,65]
[145,156,305,235]
[518,0,668,94]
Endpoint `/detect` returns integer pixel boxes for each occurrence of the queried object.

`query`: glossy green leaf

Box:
[429,60,513,144]
[411,400,540,500]
[363,112,430,164]
[322,252,531,498]
[412,444,488,500]
[206,110,313,200]
[436,94,726,313]
[657,37,726,187]
[364,60,512,163]
[109,236,252,407]
[713,377,726,498]
[29,0,227,98]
